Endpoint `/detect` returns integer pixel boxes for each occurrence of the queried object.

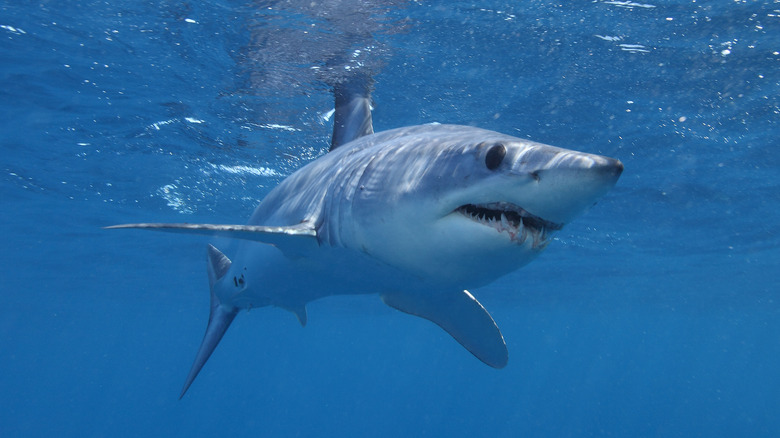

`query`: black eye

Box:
[485,144,506,170]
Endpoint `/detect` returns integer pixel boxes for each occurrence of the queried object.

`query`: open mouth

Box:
[455,202,563,249]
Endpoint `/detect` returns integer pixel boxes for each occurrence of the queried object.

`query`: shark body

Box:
[110,86,623,398]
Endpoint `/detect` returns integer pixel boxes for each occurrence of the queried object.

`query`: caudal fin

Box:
[179,245,238,399]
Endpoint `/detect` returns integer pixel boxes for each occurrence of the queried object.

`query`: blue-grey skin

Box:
[109,2,623,397]
[254,123,622,286]
[110,121,622,398]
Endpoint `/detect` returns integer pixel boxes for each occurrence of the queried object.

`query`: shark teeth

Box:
[455,203,562,249]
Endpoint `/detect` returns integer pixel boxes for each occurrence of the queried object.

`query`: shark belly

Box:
[219,240,422,312]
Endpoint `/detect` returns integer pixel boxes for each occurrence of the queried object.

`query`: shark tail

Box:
[179,244,238,399]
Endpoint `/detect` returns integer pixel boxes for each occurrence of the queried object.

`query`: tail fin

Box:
[179,244,238,399]
[330,73,374,150]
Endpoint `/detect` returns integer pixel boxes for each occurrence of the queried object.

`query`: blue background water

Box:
[2,0,779,436]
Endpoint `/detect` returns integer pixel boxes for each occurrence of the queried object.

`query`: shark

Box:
[108,78,623,398]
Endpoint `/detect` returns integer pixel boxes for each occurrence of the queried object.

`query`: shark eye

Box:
[485,144,506,170]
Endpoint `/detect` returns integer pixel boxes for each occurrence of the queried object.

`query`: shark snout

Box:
[518,154,623,225]
[572,155,624,197]
[604,156,624,176]
[595,157,623,186]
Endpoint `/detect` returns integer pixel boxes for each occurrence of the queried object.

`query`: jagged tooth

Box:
[518,225,528,244]
[500,213,508,230]
[531,229,539,248]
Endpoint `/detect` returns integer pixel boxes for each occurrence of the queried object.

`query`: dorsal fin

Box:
[330,73,374,150]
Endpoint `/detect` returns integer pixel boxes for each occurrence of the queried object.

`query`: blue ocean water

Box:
[2,0,779,436]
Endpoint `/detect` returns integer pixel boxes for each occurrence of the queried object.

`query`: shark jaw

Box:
[454,202,563,250]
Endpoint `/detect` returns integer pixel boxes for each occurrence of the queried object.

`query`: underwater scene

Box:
[1,0,779,436]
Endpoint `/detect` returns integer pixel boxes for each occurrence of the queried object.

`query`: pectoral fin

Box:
[106,222,318,257]
[381,290,508,368]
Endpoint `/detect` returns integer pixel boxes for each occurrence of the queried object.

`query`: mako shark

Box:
[109,81,623,398]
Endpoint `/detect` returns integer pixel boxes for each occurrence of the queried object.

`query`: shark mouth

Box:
[455,202,563,249]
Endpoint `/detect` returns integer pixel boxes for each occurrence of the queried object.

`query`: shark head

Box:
[346,125,623,287]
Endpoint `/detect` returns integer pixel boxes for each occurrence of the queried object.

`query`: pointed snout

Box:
[564,153,624,189]
[595,156,624,186]
[518,153,623,225]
